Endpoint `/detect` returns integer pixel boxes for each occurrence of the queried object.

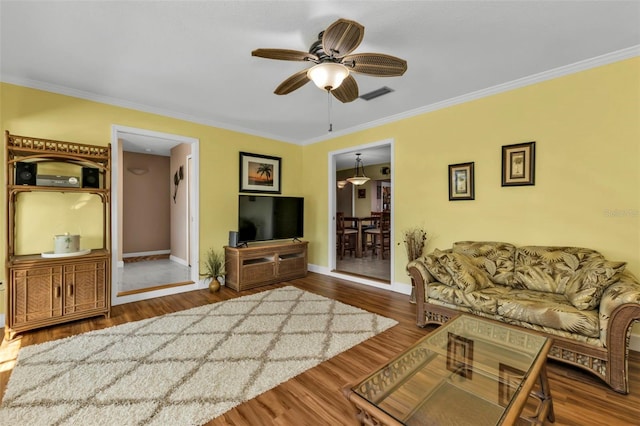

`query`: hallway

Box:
[118,259,192,295]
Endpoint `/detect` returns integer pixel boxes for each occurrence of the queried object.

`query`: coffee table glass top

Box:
[352,315,549,425]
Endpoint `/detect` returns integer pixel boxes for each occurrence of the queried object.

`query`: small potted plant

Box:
[202,248,226,292]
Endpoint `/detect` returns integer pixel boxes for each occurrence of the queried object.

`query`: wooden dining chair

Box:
[361,212,381,256]
[336,212,358,260]
[364,211,390,259]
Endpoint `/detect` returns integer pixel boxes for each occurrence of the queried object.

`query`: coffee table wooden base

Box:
[343,315,555,426]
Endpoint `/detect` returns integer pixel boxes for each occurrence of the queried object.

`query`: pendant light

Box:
[346,153,370,186]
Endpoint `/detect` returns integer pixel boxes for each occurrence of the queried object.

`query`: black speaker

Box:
[82,167,100,188]
[228,231,239,248]
[16,162,37,185]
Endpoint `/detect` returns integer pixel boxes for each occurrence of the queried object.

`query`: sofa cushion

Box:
[514,246,604,294]
[422,250,455,287]
[427,283,509,315]
[433,249,494,293]
[565,259,626,311]
[453,241,516,286]
[497,289,600,338]
[428,282,474,308]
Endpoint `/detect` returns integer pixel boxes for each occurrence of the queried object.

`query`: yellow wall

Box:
[1,57,638,318]
[0,83,304,314]
[303,57,640,284]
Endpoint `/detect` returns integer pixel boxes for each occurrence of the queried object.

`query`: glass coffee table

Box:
[344,314,555,425]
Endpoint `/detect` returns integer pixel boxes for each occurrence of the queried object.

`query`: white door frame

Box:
[327,138,396,291]
[110,125,202,306]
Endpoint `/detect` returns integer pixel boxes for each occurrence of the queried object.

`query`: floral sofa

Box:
[407,241,640,394]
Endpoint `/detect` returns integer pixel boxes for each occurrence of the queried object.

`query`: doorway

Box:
[328,139,394,287]
[110,125,202,306]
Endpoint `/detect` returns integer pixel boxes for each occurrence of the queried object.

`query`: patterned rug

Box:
[0,286,397,425]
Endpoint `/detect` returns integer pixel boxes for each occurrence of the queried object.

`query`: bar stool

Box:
[362,211,381,256]
[364,211,390,259]
[336,212,358,259]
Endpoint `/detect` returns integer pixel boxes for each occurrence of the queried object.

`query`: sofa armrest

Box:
[598,270,640,393]
[599,271,640,344]
[407,259,436,286]
[407,259,436,327]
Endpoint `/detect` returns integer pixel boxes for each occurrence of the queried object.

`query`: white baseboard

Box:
[117,260,124,268]
[123,250,171,258]
[0,314,4,327]
[170,255,189,267]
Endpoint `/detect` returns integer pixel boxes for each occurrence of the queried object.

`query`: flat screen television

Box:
[238,195,304,243]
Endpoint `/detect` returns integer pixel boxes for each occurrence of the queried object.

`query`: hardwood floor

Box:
[1,272,638,425]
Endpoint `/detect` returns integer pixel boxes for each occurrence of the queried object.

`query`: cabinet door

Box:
[64,260,107,314]
[11,266,63,326]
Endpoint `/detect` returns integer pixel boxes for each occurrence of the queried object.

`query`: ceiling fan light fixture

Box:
[307,62,349,91]
[346,153,370,186]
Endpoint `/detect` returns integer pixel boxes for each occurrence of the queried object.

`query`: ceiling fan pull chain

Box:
[328,90,333,132]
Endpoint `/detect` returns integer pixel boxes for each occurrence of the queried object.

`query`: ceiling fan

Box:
[252,18,407,103]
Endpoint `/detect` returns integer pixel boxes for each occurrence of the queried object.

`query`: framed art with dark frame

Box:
[502,141,535,186]
[448,162,475,201]
[446,332,474,379]
[239,151,282,193]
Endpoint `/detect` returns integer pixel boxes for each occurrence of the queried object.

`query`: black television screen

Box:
[238,195,304,243]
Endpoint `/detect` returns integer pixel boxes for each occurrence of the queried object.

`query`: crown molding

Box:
[0,76,298,144]
[301,45,640,145]
[2,45,637,146]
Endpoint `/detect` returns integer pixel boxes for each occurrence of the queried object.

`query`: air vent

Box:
[359,86,394,101]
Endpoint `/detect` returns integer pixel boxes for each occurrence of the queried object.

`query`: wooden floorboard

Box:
[1,272,638,425]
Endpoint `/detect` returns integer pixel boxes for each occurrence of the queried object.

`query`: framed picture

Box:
[446,332,474,379]
[239,152,281,193]
[448,162,475,201]
[498,363,525,406]
[502,141,535,186]
[358,188,366,199]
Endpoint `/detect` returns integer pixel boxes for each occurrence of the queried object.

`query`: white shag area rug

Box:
[0,286,397,426]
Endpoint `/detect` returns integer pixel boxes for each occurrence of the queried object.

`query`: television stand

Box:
[224,240,308,292]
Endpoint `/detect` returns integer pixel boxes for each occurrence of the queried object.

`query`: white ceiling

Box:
[1,1,639,153]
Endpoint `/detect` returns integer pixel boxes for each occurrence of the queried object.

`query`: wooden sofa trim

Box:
[409,269,640,394]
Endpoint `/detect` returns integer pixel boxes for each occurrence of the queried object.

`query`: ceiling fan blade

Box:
[342,53,408,77]
[322,19,364,58]
[252,48,317,62]
[331,75,358,103]
[274,69,311,95]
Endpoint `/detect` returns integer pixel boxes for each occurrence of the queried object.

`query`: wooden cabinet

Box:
[225,241,308,291]
[4,132,111,340]
[8,252,109,333]
[11,264,63,327]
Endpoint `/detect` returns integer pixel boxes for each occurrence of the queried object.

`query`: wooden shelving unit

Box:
[225,241,308,291]
[4,131,111,340]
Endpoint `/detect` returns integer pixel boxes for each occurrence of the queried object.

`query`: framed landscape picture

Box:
[502,141,535,186]
[448,162,475,201]
[239,152,281,193]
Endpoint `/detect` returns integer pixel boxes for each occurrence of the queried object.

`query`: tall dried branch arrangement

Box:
[402,227,429,261]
